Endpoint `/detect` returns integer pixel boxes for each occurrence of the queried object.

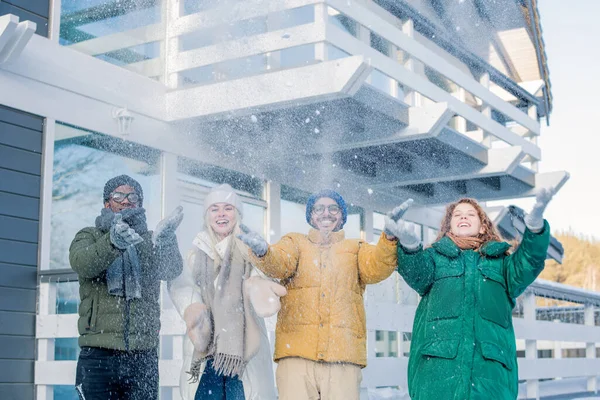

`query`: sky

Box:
[492,0,599,240]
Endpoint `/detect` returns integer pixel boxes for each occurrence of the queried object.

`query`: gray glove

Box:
[524,187,555,232]
[110,214,143,249]
[152,206,184,246]
[384,199,421,250]
[237,224,269,257]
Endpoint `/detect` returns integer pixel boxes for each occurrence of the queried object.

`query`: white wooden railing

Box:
[35,275,600,400]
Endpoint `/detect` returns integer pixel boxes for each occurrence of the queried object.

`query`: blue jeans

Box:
[75,346,158,400]
[195,359,245,399]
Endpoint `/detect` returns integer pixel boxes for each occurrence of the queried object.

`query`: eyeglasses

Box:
[312,204,341,215]
[110,192,140,204]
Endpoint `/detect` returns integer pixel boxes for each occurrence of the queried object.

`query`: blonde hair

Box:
[436,198,505,246]
[204,208,249,265]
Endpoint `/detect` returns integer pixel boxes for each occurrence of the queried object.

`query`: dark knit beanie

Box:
[103,175,144,206]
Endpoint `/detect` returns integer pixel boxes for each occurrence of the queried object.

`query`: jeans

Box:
[194,359,245,399]
[75,346,158,400]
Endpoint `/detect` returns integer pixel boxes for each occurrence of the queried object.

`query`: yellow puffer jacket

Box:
[250,229,397,367]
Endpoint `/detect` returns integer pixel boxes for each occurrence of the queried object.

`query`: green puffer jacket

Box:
[398,221,550,400]
[69,227,183,351]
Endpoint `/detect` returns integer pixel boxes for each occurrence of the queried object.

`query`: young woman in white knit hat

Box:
[168,184,285,400]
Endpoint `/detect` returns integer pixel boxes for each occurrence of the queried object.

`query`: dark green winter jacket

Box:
[69,227,183,351]
[398,221,550,400]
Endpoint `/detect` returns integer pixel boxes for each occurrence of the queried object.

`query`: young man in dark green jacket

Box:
[71,175,184,400]
[385,188,556,400]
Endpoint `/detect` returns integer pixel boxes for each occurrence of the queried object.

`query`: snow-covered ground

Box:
[367,387,410,400]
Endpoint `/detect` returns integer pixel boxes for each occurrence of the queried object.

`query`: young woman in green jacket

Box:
[385,188,556,400]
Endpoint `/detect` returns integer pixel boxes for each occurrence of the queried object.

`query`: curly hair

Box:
[435,198,506,245]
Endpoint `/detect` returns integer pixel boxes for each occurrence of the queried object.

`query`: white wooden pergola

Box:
[2,1,590,399]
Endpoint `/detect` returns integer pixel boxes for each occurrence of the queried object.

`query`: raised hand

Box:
[384,199,421,250]
[110,214,143,249]
[237,224,269,257]
[524,187,556,232]
[152,206,184,245]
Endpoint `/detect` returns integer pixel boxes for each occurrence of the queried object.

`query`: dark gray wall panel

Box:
[0,191,40,220]
[0,97,45,394]
[0,287,36,313]
[0,2,48,37]
[0,360,35,383]
[0,383,35,399]
[0,215,39,243]
[0,263,37,289]
[0,169,41,197]
[3,0,49,18]
[0,238,38,266]
[0,120,43,152]
[0,106,43,131]
[0,144,42,175]
[0,311,35,335]
[0,336,35,359]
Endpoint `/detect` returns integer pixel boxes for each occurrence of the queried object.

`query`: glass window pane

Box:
[243,202,265,236]
[56,281,80,314]
[268,5,315,31]
[373,212,385,231]
[345,213,361,239]
[327,44,350,60]
[60,1,162,72]
[279,44,315,69]
[183,0,220,16]
[55,338,80,360]
[281,199,310,235]
[328,8,357,37]
[50,125,161,270]
[371,32,391,56]
[369,69,393,95]
[53,385,79,400]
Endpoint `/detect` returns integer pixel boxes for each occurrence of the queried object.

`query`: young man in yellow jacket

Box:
[238,190,404,400]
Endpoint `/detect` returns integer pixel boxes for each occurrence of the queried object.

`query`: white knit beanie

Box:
[203,184,244,216]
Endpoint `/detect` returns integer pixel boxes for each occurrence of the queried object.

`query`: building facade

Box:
[0,0,577,399]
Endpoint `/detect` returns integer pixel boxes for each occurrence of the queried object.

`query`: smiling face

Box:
[208,202,237,240]
[310,197,342,235]
[449,202,483,237]
[104,185,138,213]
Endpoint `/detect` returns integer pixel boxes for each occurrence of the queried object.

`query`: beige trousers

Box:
[276,357,362,400]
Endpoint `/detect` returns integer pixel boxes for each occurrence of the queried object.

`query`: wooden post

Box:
[524,290,539,400]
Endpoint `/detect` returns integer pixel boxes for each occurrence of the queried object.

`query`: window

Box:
[328,8,358,37]
[50,124,161,270]
[56,281,79,314]
[55,338,79,360]
[59,1,162,69]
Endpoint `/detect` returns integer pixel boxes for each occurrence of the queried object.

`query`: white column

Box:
[38,119,55,271]
[265,181,282,243]
[585,304,598,392]
[528,104,539,172]
[36,118,58,398]
[314,3,328,62]
[48,0,62,42]
[357,19,371,84]
[401,19,421,107]
[523,291,539,400]
[160,152,179,216]
[362,208,374,243]
[452,87,467,133]
[479,73,493,147]
[552,319,562,380]
[161,0,183,88]
[36,282,56,400]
